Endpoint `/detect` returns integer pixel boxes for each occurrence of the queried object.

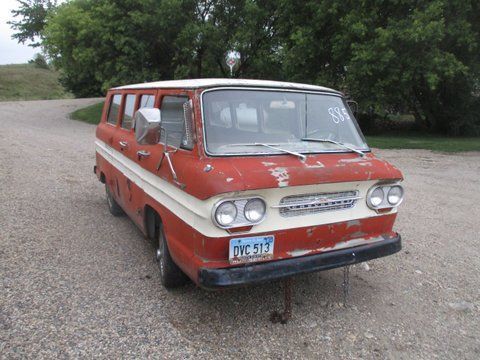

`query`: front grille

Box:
[276,190,360,217]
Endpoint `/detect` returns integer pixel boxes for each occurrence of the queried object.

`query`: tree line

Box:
[10,0,480,135]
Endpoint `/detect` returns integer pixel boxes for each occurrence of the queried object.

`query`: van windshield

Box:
[202,89,369,156]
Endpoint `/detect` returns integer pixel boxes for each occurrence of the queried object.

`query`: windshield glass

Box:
[202,89,369,156]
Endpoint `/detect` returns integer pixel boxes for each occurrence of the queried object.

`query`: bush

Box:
[29,54,49,69]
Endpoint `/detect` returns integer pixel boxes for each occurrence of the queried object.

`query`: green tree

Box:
[26,0,480,135]
[8,0,57,47]
[171,0,282,78]
[42,0,284,95]
[43,0,191,96]
[279,0,480,135]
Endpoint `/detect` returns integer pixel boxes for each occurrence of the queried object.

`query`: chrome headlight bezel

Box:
[367,183,404,210]
[212,196,267,229]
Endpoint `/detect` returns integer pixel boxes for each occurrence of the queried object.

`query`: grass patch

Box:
[0,63,72,101]
[69,102,479,152]
[70,102,104,124]
[366,135,480,152]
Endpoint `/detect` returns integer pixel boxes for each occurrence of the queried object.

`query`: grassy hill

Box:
[0,63,72,101]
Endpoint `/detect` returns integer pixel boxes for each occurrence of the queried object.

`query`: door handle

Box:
[119,141,128,148]
[137,150,150,158]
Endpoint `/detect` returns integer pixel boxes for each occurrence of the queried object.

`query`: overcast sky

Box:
[0,0,38,64]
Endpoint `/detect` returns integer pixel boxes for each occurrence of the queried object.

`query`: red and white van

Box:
[94,79,404,289]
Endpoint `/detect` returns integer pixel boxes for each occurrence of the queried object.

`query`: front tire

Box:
[156,223,187,288]
[105,183,124,217]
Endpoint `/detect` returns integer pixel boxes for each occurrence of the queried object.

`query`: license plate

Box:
[229,235,275,264]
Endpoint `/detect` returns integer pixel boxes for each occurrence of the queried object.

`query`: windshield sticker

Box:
[328,107,351,124]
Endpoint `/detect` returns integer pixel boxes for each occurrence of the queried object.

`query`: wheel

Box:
[105,183,124,216]
[156,223,188,288]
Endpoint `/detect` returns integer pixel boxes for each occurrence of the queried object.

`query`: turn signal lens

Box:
[388,186,404,205]
[244,198,266,222]
[215,201,237,226]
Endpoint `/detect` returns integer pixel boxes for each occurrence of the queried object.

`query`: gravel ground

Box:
[1,99,479,359]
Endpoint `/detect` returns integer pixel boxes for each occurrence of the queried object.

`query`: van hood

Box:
[183,152,403,200]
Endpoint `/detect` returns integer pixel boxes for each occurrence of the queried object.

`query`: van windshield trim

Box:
[200,87,370,157]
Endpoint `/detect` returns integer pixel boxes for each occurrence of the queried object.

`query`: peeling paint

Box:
[306,227,315,237]
[346,220,361,229]
[339,157,369,164]
[286,234,383,258]
[312,236,384,253]
[226,177,234,182]
[262,161,276,166]
[268,167,289,187]
[287,249,312,257]
[349,231,368,238]
[305,161,325,168]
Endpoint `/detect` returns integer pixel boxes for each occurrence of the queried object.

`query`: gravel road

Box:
[1,99,479,359]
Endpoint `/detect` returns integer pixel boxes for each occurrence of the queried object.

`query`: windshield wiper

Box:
[227,143,306,160]
[301,138,365,157]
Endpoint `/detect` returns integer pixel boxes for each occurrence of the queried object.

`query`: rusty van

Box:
[94,79,404,289]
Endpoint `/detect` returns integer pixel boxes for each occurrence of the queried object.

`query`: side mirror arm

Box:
[156,127,185,189]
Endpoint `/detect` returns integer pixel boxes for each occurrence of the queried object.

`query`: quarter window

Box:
[121,94,136,129]
[107,94,122,125]
[140,94,155,108]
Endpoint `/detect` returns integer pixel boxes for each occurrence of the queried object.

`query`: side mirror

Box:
[134,108,161,145]
[347,100,358,116]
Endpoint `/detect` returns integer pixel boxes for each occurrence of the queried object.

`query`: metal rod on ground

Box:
[342,265,351,306]
[270,277,293,324]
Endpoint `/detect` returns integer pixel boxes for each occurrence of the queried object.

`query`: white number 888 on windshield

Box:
[328,107,351,124]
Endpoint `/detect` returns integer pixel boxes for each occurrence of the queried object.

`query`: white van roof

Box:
[113,78,340,93]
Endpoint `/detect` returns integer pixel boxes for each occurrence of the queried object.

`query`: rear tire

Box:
[105,183,124,216]
[156,223,187,288]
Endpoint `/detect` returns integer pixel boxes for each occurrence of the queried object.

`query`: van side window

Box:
[140,94,155,108]
[107,94,122,125]
[161,96,193,150]
[121,94,135,130]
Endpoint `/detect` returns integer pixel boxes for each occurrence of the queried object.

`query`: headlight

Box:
[369,187,384,207]
[387,186,403,205]
[214,201,237,226]
[213,197,267,228]
[367,184,404,210]
[244,198,266,222]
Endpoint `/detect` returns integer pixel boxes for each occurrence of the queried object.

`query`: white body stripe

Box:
[96,139,390,238]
